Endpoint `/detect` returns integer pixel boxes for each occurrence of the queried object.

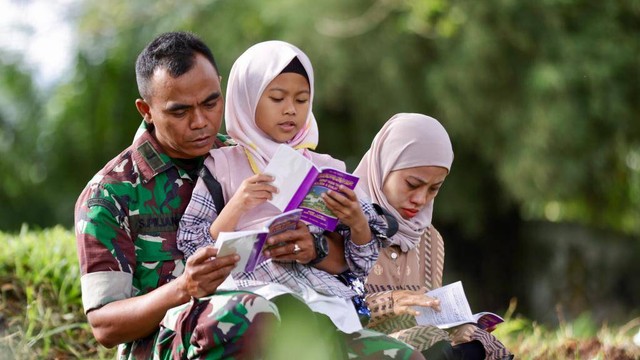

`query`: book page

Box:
[414,281,475,329]
[264,145,316,212]
[216,230,264,273]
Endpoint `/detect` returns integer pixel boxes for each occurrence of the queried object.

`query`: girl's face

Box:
[255,73,310,143]
[382,166,448,220]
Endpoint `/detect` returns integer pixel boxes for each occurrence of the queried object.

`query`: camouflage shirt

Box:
[74,121,232,359]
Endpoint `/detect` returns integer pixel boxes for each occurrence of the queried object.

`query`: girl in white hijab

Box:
[179,42,423,359]
[356,113,512,360]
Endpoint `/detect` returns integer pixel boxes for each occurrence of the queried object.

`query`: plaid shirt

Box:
[178,161,390,300]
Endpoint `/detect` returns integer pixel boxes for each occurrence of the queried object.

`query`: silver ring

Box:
[293,243,301,254]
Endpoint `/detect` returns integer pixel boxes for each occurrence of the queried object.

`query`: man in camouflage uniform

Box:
[74,32,278,359]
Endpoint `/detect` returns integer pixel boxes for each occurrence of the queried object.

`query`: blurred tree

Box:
[0,52,54,229]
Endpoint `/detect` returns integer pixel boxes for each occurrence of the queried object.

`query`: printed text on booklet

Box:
[413,281,504,332]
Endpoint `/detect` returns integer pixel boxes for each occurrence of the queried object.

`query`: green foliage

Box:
[1,0,638,237]
[0,52,56,229]
[0,226,113,359]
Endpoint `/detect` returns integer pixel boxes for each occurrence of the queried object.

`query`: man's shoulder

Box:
[87,146,139,188]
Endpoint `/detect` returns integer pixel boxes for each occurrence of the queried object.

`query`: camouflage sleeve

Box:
[177,177,218,259]
[342,200,389,279]
[75,183,136,313]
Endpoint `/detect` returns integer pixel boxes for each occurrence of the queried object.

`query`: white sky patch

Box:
[0,0,78,87]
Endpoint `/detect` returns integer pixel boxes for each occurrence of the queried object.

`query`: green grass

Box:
[490,300,640,359]
[1,226,639,359]
[0,225,114,359]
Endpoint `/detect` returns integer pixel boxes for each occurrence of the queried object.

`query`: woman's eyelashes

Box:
[406,180,421,189]
[405,180,441,196]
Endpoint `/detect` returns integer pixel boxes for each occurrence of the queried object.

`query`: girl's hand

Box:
[210,173,277,238]
[321,186,366,228]
[226,173,277,212]
[321,186,371,245]
[392,288,441,317]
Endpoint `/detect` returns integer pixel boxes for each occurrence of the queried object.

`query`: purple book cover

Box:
[244,209,302,272]
[475,313,504,331]
[298,169,359,231]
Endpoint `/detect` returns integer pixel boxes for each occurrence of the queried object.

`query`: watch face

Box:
[314,233,329,259]
[320,233,330,252]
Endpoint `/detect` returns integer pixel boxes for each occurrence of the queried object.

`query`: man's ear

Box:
[135,98,152,124]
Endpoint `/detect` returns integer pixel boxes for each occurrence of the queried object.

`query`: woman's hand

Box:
[391,288,441,317]
[263,221,316,264]
[449,324,476,345]
[321,186,371,245]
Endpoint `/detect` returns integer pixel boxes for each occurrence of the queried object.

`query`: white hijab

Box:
[225,40,319,173]
[354,113,454,252]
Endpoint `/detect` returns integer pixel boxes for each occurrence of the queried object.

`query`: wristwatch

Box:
[309,232,329,265]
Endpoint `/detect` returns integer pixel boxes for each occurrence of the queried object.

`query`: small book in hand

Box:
[413,281,505,332]
[263,144,359,231]
[215,209,302,272]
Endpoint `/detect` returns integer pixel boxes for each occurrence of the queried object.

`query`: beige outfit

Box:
[365,227,511,359]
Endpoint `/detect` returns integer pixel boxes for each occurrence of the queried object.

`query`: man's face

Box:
[136,54,223,159]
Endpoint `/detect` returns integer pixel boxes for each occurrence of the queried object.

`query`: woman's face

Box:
[255,72,310,143]
[382,166,448,220]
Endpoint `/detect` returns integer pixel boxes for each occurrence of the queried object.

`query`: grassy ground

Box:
[1,226,639,359]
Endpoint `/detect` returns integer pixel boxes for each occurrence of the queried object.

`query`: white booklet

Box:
[414,281,504,331]
[215,209,302,273]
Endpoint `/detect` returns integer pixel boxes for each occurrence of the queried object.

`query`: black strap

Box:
[371,203,399,239]
[198,166,226,213]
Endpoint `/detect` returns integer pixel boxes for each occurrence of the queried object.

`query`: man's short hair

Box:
[135,31,219,100]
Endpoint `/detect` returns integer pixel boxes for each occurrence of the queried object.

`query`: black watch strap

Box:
[309,232,329,265]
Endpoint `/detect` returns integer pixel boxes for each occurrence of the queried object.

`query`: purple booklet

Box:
[216,209,302,272]
[263,145,359,231]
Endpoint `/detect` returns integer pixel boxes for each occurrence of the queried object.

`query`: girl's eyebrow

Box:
[267,87,310,95]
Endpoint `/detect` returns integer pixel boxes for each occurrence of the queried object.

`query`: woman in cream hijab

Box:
[355,113,512,360]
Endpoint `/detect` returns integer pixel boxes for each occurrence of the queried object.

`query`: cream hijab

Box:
[353,113,454,252]
[225,40,319,173]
